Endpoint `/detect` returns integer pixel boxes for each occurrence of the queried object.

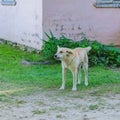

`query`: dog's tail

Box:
[85,46,91,52]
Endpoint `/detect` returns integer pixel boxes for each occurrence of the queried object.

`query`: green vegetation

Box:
[0,44,120,95]
[0,43,119,101]
[89,104,99,110]
[42,32,120,67]
[32,109,46,115]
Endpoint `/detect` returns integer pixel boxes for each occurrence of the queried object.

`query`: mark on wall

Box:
[21,32,42,49]
[47,16,96,40]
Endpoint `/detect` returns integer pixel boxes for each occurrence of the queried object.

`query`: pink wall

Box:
[43,0,120,46]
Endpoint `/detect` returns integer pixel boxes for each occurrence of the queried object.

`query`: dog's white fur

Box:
[54,46,91,91]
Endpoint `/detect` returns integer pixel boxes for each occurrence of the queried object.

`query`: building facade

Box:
[43,0,120,47]
[0,0,43,50]
[0,0,120,50]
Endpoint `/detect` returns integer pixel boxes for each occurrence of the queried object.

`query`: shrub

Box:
[41,32,120,67]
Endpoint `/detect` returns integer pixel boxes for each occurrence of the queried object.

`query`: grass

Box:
[0,44,120,101]
[88,104,99,110]
[32,109,46,115]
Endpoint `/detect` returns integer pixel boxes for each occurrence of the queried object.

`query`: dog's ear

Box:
[57,45,60,49]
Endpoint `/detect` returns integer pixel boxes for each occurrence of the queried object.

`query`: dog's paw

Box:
[77,81,81,85]
[85,82,88,86]
[72,87,77,91]
[60,86,65,90]
[77,78,81,85]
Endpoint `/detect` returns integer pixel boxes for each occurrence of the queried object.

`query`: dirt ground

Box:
[0,89,120,120]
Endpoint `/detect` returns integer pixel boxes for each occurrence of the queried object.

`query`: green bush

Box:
[41,32,120,67]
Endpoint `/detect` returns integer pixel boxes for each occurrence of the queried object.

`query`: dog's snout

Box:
[54,54,57,58]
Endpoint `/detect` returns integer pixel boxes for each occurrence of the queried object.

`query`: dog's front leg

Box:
[60,67,66,90]
[72,69,77,91]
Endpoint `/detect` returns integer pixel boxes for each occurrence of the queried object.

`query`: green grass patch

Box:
[0,44,120,101]
[32,109,46,115]
[89,104,99,110]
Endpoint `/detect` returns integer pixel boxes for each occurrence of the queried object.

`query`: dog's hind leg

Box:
[77,66,82,85]
[83,63,88,86]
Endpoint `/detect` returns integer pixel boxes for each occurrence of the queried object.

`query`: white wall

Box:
[0,0,43,50]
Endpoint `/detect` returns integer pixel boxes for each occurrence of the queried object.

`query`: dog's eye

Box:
[66,51,73,54]
[59,51,63,53]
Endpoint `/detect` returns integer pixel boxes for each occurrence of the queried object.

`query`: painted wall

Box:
[43,0,120,46]
[0,0,120,49]
[0,0,43,49]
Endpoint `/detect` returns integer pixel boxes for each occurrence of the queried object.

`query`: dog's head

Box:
[54,46,73,60]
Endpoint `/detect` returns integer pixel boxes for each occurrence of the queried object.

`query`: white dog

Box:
[54,46,91,91]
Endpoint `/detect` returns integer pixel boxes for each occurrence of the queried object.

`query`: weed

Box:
[56,114,63,118]
[42,31,120,67]
[0,94,12,103]
[49,106,67,112]
[89,104,99,110]
[15,99,26,105]
[37,100,46,106]
[32,109,46,115]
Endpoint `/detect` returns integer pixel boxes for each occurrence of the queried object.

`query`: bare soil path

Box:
[0,89,120,120]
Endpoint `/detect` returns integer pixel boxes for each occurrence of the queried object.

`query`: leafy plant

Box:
[41,31,120,67]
